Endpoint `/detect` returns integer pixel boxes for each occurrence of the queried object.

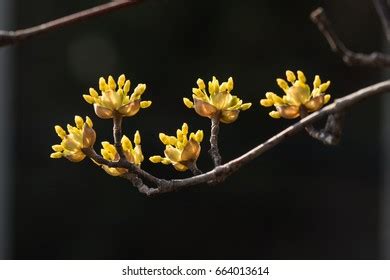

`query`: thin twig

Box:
[310,7,390,67]
[85,80,390,196]
[209,114,222,166]
[0,0,142,47]
[373,0,390,42]
[113,114,126,159]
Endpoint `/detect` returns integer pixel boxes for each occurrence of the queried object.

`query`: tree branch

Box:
[310,7,390,67]
[113,114,126,159]
[85,80,390,196]
[209,114,222,166]
[0,0,142,47]
[373,0,390,42]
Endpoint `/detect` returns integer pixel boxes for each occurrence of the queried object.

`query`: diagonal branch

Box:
[310,7,390,67]
[0,0,143,47]
[85,80,390,196]
[373,0,390,42]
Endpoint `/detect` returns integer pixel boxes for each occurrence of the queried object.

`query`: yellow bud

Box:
[192,88,206,98]
[176,129,183,141]
[118,74,126,88]
[124,80,131,94]
[85,116,93,128]
[108,75,116,90]
[101,149,111,160]
[212,76,220,93]
[181,123,188,135]
[140,101,152,109]
[324,94,331,104]
[99,77,107,91]
[83,95,94,104]
[55,125,66,139]
[240,103,252,111]
[121,135,133,150]
[117,89,124,96]
[260,99,274,107]
[51,144,63,152]
[134,84,146,96]
[74,115,84,129]
[313,75,321,88]
[297,71,306,83]
[159,133,169,144]
[101,141,111,149]
[161,158,171,165]
[276,78,289,91]
[149,155,163,163]
[286,70,296,83]
[220,82,228,92]
[168,136,177,146]
[319,81,331,92]
[183,98,194,108]
[269,111,281,119]
[197,78,206,90]
[208,81,215,95]
[134,130,141,145]
[227,77,234,91]
[89,88,99,98]
[195,130,204,142]
[50,152,63,159]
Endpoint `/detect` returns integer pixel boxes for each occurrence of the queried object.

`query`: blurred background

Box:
[0,0,388,259]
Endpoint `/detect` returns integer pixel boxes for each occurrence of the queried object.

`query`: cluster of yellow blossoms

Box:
[51,71,332,174]
[149,123,204,171]
[260,70,331,119]
[183,76,252,123]
[96,131,144,176]
[83,74,152,119]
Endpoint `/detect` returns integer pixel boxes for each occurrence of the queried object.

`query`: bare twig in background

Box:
[373,0,390,42]
[209,114,222,166]
[310,7,390,67]
[84,80,390,196]
[0,0,142,47]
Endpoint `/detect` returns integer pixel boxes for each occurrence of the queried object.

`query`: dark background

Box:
[3,0,387,259]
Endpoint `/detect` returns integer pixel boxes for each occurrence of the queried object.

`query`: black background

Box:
[8,0,385,259]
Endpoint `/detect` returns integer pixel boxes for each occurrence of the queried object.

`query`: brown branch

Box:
[0,0,143,47]
[310,7,390,67]
[373,0,390,42]
[113,114,126,159]
[209,114,222,166]
[85,80,390,196]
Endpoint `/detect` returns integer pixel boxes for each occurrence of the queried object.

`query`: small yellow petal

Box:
[319,81,331,92]
[85,116,93,128]
[99,77,107,91]
[124,80,131,94]
[227,77,234,91]
[108,75,116,90]
[276,78,289,91]
[134,84,146,96]
[134,130,141,145]
[83,95,94,104]
[240,103,252,111]
[74,115,84,129]
[260,99,274,107]
[192,88,206,98]
[161,158,171,165]
[181,123,188,135]
[324,94,331,104]
[50,152,63,159]
[140,101,152,109]
[269,111,281,119]
[297,70,306,83]
[118,74,126,88]
[183,98,194,108]
[51,145,63,152]
[89,88,99,98]
[149,155,163,163]
[55,125,66,139]
[313,75,321,88]
[196,78,206,90]
[195,130,204,142]
[121,135,133,150]
[286,70,296,83]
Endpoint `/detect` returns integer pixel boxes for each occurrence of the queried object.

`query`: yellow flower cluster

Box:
[96,131,144,176]
[83,74,152,119]
[50,116,96,162]
[149,123,203,171]
[183,76,252,123]
[260,70,331,119]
